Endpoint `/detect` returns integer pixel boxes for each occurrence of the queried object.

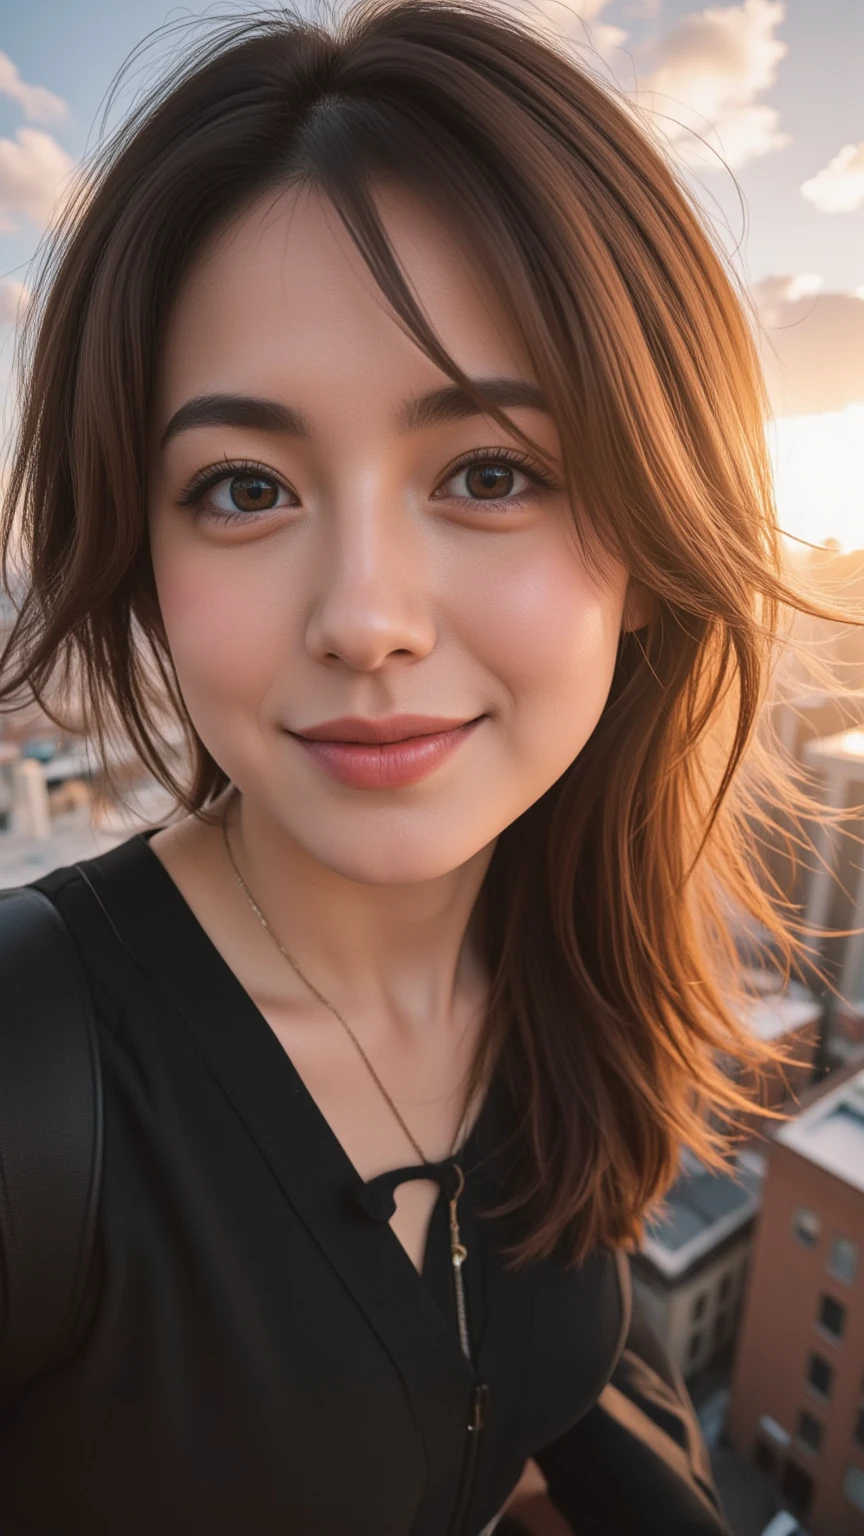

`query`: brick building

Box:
[726,1063,864,1534]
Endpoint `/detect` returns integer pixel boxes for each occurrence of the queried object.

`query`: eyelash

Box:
[177,447,560,526]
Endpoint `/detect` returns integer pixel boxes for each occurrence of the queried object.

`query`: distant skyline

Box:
[0,0,862,548]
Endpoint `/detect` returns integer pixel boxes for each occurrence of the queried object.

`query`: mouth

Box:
[291,714,483,745]
[286,715,487,790]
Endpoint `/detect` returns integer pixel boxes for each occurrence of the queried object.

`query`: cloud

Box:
[801,142,864,214]
[638,0,789,169]
[759,271,823,302]
[500,0,627,57]
[0,127,75,231]
[536,0,611,17]
[751,274,864,417]
[0,52,67,123]
[0,279,30,325]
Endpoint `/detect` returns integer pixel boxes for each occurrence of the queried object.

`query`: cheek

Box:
[461,540,622,749]
[149,532,291,712]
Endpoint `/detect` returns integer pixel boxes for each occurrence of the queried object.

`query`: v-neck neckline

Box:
[73,828,548,1536]
[77,826,504,1329]
[135,826,494,1277]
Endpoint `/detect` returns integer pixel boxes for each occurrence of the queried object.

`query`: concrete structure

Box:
[762,695,864,927]
[10,756,52,840]
[0,780,175,889]
[745,702,864,1072]
[799,730,864,1068]
[726,1064,864,1535]
[632,1146,766,1382]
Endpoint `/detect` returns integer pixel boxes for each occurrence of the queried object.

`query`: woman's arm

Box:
[531,1299,733,1535]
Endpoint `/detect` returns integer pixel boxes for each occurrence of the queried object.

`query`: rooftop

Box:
[775,1065,864,1194]
[640,1147,766,1282]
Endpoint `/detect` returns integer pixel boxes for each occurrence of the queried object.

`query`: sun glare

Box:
[769,403,864,555]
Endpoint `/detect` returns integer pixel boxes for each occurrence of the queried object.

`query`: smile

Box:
[287,718,485,789]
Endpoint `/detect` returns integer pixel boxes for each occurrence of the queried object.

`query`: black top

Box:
[0,832,730,1535]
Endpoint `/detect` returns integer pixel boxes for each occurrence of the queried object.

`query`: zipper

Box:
[447,1162,488,1535]
[451,1381,489,1536]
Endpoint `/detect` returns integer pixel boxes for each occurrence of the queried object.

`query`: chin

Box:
[235,763,506,885]
[279,803,493,887]
[302,835,482,889]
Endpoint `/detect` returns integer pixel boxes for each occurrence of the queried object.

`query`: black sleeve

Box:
[533,1296,733,1535]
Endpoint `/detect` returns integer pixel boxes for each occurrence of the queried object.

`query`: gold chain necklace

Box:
[220,801,474,1360]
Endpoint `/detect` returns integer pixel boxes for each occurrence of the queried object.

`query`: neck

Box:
[221,788,495,1040]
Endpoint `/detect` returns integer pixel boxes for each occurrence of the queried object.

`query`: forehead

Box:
[155,182,530,410]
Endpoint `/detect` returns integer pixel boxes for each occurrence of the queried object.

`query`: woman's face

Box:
[148,183,649,885]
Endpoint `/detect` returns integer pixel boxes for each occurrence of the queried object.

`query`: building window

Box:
[782,1460,814,1520]
[793,1206,820,1248]
[719,1272,732,1304]
[806,1352,834,1399]
[691,1291,707,1322]
[817,1292,846,1341]
[713,1310,729,1348]
[827,1235,859,1286]
[845,1465,864,1514]
[796,1410,823,1455]
[688,1330,703,1362]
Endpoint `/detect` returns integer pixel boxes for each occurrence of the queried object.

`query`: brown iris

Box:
[229,475,279,512]
[465,464,514,499]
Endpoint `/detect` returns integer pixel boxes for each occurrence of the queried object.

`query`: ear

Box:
[621,578,654,634]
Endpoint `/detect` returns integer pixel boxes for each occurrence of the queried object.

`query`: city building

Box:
[632,978,823,1384]
[725,1062,864,1535]
[631,1145,766,1383]
[800,737,864,1076]
[737,717,864,1073]
[764,694,864,928]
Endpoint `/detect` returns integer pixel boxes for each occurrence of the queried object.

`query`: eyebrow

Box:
[159,376,549,452]
[396,377,549,431]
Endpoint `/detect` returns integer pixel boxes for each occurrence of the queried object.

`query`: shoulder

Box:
[27,833,146,933]
[31,830,156,901]
[0,833,157,1012]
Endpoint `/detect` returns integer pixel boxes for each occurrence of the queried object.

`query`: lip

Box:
[287,715,485,789]
[292,714,478,745]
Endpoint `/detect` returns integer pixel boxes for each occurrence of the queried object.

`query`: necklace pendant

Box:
[448,1187,472,1361]
[449,1188,468,1269]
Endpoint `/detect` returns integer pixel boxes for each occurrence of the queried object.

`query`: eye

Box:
[177,460,298,524]
[435,447,559,507]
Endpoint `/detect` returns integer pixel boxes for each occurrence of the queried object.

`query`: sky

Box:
[0,0,862,549]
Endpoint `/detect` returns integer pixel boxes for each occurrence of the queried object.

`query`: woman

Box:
[1,2,858,1532]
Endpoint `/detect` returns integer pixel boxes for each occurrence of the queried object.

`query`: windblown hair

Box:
[2,0,863,1265]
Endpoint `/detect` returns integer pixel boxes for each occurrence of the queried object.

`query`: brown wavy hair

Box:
[3,0,863,1265]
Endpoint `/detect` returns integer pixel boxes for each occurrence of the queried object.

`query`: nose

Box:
[303,487,438,673]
